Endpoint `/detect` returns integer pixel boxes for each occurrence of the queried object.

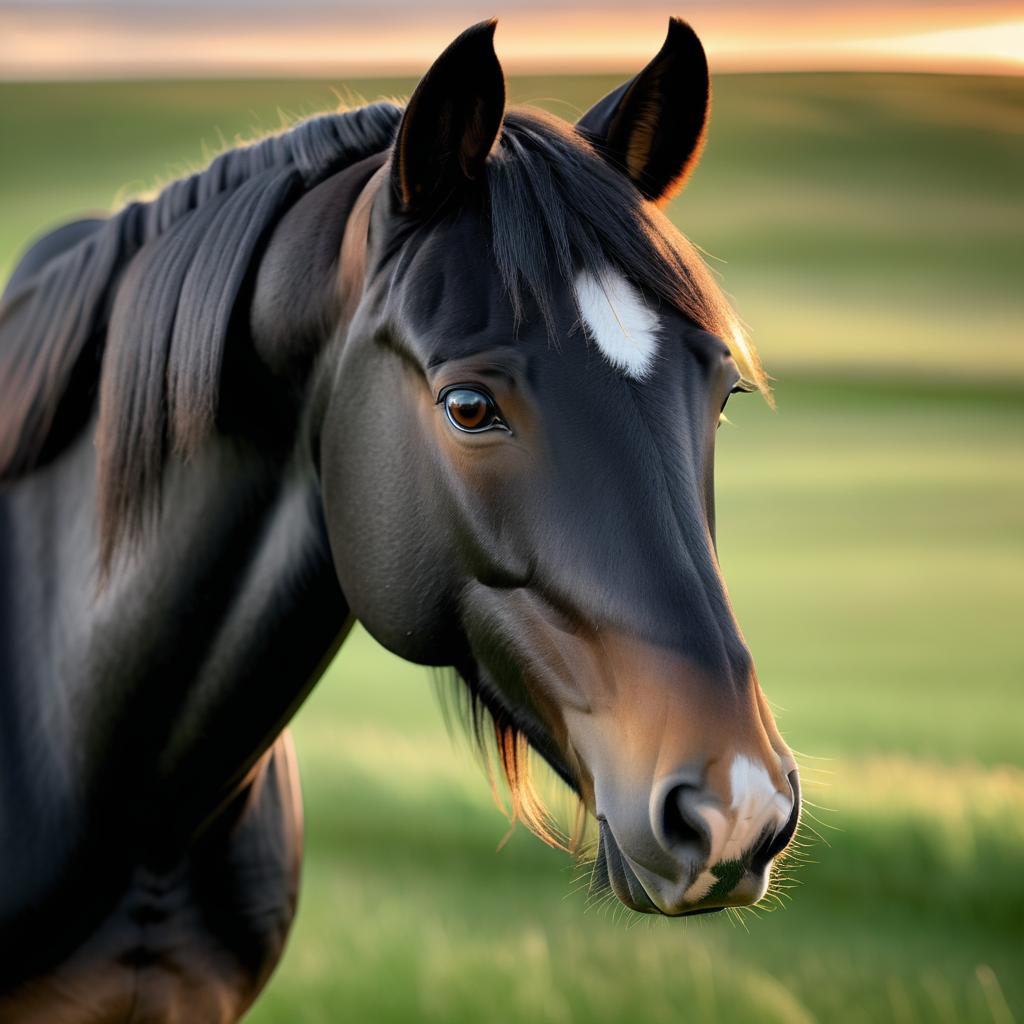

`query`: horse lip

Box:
[591,818,760,918]
[593,829,724,917]
[593,819,659,913]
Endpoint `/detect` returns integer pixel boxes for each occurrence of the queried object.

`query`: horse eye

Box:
[441,387,507,433]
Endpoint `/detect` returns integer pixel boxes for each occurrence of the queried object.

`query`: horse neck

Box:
[0,423,347,939]
[0,154,392,839]
[1,419,346,835]
[77,159,390,826]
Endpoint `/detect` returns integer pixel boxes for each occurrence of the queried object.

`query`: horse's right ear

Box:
[392,20,506,213]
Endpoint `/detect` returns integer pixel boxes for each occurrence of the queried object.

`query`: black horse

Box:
[0,19,800,1022]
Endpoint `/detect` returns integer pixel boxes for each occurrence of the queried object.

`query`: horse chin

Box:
[591,820,727,918]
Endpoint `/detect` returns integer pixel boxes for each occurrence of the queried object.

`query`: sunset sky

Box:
[1,1,1022,77]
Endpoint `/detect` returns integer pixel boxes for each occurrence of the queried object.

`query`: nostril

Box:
[750,768,802,874]
[660,785,711,860]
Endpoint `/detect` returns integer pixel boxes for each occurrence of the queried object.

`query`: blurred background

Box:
[2,3,1022,1021]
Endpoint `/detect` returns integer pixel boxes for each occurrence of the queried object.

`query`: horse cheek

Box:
[318,354,462,665]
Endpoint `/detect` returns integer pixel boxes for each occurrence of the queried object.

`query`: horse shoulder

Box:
[0,733,303,1024]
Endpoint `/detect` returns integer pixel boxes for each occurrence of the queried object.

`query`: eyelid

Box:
[435,382,499,405]
[719,377,755,420]
[721,376,755,407]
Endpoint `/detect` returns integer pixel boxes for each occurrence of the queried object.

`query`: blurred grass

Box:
[1,73,1022,1023]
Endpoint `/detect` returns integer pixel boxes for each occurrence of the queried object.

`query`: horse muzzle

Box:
[591,765,801,916]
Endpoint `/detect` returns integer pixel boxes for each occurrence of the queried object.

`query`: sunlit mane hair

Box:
[433,664,591,855]
[0,98,767,848]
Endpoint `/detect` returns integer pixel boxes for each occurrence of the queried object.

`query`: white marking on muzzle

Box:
[574,269,659,380]
[683,755,792,903]
[725,754,791,858]
[730,754,778,815]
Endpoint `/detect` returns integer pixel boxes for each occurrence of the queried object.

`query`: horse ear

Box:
[392,20,506,212]
[576,18,709,205]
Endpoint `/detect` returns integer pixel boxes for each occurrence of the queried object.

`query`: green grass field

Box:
[2,72,1022,1023]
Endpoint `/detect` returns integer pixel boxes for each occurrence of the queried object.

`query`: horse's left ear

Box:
[576,18,709,205]
[392,19,506,213]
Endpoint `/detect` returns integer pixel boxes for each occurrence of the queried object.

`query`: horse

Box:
[0,18,800,1023]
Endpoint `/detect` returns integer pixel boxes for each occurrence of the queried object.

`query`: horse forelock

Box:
[498,108,764,396]
[380,106,767,398]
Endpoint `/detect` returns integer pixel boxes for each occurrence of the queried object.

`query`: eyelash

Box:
[719,379,754,423]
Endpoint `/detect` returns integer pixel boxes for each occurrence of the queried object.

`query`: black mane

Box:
[0,100,402,486]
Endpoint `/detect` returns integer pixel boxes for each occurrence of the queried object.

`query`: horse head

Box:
[309,21,800,916]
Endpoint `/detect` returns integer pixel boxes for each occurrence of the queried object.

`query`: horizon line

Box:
[3,64,1021,84]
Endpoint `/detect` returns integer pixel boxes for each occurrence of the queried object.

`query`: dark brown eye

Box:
[440,386,508,434]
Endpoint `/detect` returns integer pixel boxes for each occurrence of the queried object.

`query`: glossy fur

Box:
[0,19,799,1022]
